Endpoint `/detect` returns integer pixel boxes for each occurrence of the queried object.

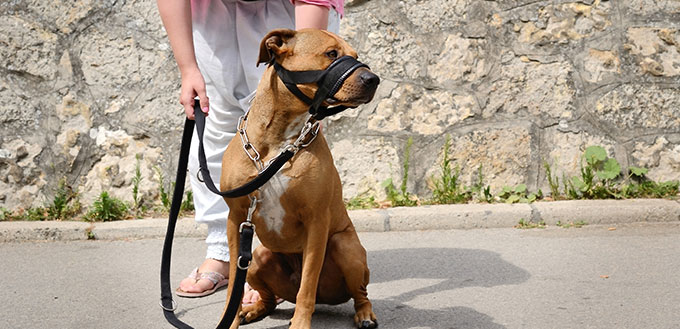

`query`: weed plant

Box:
[181,190,195,212]
[47,179,81,220]
[562,146,678,199]
[132,155,144,216]
[86,191,129,222]
[345,194,379,210]
[498,184,542,204]
[430,135,470,204]
[155,166,171,211]
[544,160,561,199]
[0,207,10,221]
[515,218,546,229]
[382,137,418,207]
[556,220,588,228]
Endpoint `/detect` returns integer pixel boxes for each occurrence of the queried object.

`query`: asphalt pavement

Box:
[2,222,680,329]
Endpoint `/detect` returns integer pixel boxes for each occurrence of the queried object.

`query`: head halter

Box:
[270,55,369,120]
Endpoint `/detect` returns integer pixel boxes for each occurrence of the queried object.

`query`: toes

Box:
[182,278,213,293]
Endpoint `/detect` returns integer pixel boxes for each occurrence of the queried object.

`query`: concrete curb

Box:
[1,199,678,242]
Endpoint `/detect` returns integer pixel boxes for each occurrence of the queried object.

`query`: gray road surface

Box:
[2,223,679,329]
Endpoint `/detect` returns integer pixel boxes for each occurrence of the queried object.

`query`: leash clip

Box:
[246,196,258,221]
[293,119,321,149]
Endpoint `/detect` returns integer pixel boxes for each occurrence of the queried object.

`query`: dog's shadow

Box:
[263,247,528,328]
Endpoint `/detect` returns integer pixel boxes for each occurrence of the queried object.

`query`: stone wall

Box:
[1,0,678,210]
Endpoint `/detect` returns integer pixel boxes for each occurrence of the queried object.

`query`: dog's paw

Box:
[354,310,377,329]
[239,302,271,324]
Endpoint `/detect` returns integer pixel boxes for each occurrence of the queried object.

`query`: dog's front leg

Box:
[289,213,331,329]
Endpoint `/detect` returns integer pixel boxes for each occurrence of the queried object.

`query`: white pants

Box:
[188,0,340,261]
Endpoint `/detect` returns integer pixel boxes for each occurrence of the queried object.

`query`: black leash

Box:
[159,118,194,329]
[159,104,269,329]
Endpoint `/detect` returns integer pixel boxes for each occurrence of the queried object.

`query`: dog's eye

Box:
[325,50,339,59]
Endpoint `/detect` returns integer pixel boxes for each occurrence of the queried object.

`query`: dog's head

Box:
[258,28,379,109]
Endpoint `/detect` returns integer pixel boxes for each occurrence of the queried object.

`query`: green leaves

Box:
[584,146,607,165]
[597,158,621,180]
[86,191,128,222]
[498,184,540,204]
[629,166,648,177]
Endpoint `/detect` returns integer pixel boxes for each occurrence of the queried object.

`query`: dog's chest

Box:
[256,171,291,235]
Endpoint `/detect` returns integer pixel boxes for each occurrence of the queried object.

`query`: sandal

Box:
[176,267,228,298]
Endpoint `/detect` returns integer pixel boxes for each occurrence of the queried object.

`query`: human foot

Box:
[176,258,229,298]
[242,283,284,306]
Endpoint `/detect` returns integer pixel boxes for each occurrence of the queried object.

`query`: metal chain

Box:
[239,113,321,171]
[235,114,320,220]
[237,114,264,171]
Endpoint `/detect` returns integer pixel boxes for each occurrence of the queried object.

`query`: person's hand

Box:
[179,67,210,120]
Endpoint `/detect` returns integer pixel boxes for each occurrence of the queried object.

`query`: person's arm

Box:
[157,0,209,119]
[293,1,330,30]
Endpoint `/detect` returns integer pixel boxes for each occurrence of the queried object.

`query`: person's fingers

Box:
[181,95,195,120]
[196,85,209,116]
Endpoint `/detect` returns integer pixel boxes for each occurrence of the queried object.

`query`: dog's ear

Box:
[257,29,296,66]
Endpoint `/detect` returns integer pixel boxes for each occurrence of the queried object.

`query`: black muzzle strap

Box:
[271,55,369,120]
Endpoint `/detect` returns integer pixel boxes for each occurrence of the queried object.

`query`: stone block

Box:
[631,137,680,182]
[428,33,488,84]
[507,1,613,51]
[541,127,617,184]
[329,137,399,201]
[595,84,680,132]
[483,58,575,124]
[625,27,680,77]
[426,125,535,194]
[581,48,622,83]
[622,0,680,16]
[0,139,47,209]
[80,127,163,205]
[367,84,477,136]
[341,10,427,80]
[0,15,58,79]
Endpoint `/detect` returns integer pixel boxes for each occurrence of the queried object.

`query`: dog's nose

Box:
[359,71,380,88]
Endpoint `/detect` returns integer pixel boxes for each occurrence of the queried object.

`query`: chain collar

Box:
[237,112,320,173]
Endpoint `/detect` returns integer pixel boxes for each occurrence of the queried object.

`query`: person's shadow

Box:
[264,247,530,328]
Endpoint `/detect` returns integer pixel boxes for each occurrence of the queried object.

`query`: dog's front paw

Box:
[239,301,272,325]
[354,309,377,329]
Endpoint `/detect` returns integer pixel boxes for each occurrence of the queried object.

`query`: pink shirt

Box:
[290,0,344,17]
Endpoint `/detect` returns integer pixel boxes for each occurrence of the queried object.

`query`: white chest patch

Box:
[284,114,309,141]
[257,171,292,235]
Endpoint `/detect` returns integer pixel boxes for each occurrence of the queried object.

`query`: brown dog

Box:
[219,29,379,329]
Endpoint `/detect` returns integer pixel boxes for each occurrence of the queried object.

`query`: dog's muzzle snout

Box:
[271,55,374,119]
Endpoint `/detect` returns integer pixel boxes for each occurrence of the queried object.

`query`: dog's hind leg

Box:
[328,229,378,329]
[240,246,298,324]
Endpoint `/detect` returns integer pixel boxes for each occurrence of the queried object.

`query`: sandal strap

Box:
[186,267,200,280]
[199,271,226,286]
